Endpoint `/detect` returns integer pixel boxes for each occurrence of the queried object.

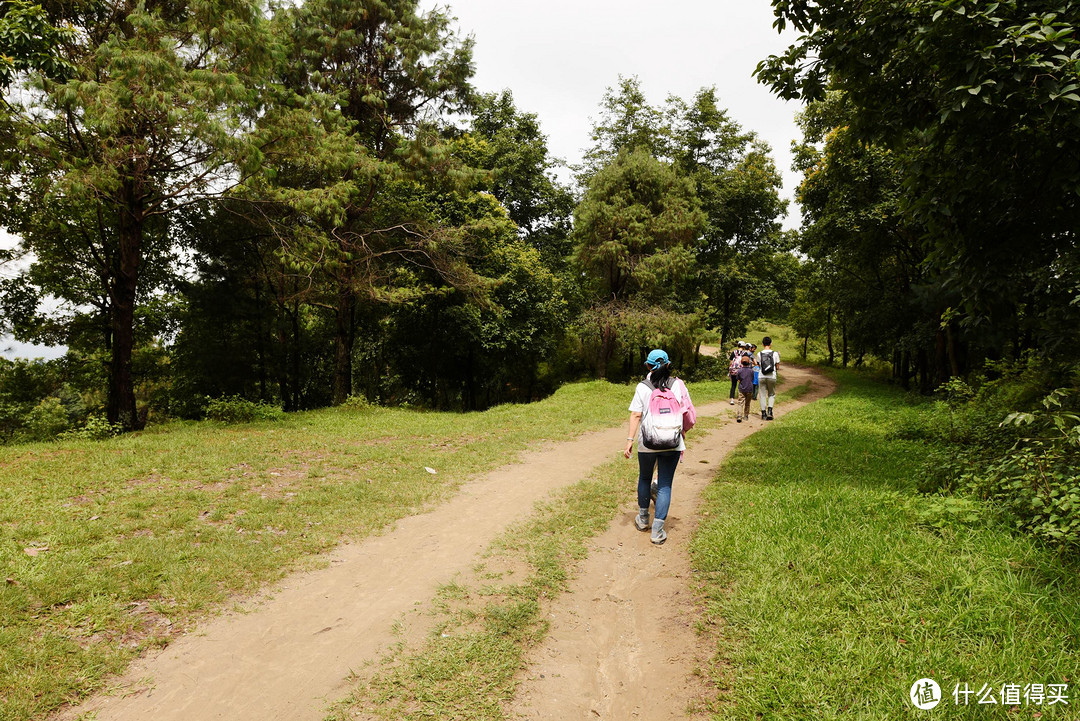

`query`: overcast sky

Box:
[422,0,805,227]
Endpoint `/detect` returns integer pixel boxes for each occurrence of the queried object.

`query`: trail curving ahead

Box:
[56,363,835,721]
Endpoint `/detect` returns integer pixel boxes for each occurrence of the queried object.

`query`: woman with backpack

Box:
[623,349,695,545]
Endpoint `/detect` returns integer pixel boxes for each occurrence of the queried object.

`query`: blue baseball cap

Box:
[645,349,670,368]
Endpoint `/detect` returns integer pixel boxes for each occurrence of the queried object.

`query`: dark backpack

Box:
[760,350,776,375]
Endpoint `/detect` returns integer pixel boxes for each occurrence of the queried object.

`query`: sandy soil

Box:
[55,363,834,721]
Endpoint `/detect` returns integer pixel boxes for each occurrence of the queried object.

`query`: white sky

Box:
[424,0,804,228]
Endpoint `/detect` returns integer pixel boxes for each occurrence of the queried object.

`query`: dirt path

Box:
[57,364,834,721]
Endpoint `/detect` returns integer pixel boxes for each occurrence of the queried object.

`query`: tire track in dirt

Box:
[55,365,834,721]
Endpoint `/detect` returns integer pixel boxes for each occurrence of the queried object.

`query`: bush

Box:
[204,396,285,424]
[22,397,71,441]
[962,388,1080,550]
[683,353,729,382]
[341,394,375,412]
[60,414,122,441]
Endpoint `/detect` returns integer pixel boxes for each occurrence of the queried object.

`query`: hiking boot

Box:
[767,409,774,421]
[651,519,667,545]
[636,508,650,532]
[761,410,767,420]
[736,416,742,423]
[729,398,735,405]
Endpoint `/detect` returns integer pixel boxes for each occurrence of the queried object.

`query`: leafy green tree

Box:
[0,1,74,89]
[571,148,705,377]
[757,0,1080,353]
[383,193,569,408]
[579,79,789,348]
[260,0,475,405]
[465,90,576,270]
[0,0,273,430]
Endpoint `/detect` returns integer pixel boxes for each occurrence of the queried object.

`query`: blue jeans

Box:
[638,451,680,520]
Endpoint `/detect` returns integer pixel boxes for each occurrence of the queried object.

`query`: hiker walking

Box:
[623,349,695,545]
[727,341,743,405]
[750,343,760,402]
[757,336,780,420]
[734,355,755,423]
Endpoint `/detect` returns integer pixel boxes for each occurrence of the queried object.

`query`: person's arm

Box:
[624,412,642,459]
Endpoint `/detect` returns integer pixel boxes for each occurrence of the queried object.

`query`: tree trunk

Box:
[918,348,931,394]
[934,323,950,387]
[900,350,911,390]
[841,319,849,367]
[465,346,476,411]
[107,185,144,431]
[332,283,356,405]
[597,324,615,379]
[291,300,302,409]
[254,280,268,401]
[826,303,835,365]
[946,322,962,377]
[802,334,809,358]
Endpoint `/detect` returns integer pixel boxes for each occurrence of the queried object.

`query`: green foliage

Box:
[570,147,705,377]
[0,1,75,88]
[577,77,791,351]
[969,388,1080,550]
[888,360,1080,552]
[59,414,121,441]
[21,396,69,440]
[760,2,1080,373]
[204,396,285,424]
[1,0,276,430]
[573,148,705,303]
[466,90,576,269]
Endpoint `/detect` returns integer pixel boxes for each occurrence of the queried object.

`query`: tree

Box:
[0,1,73,90]
[1,0,273,430]
[757,1,1080,354]
[571,148,705,377]
[578,75,669,181]
[260,0,475,405]
[464,90,576,270]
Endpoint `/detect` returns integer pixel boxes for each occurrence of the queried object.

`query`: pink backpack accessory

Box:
[672,378,696,432]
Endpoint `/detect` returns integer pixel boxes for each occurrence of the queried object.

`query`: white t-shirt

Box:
[756,350,780,380]
[629,378,690,453]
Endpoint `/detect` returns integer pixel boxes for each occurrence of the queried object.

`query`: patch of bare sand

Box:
[54,366,834,721]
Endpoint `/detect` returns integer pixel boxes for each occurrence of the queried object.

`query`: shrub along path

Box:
[55,365,833,721]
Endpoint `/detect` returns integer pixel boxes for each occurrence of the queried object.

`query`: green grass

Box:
[0,378,733,721]
[692,368,1080,719]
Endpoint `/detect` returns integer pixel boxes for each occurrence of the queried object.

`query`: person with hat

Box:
[727,341,744,405]
[623,349,693,545]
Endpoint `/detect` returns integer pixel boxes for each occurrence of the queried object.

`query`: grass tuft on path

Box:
[692,368,1080,719]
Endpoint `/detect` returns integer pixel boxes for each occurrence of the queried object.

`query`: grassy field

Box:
[0,377,732,721]
[692,368,1080,719]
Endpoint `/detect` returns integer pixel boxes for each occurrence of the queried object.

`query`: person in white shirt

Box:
[756,337,780,420]
[623,349,692,545]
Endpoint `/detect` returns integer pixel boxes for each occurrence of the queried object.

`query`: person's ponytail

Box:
[649,363,671,387]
